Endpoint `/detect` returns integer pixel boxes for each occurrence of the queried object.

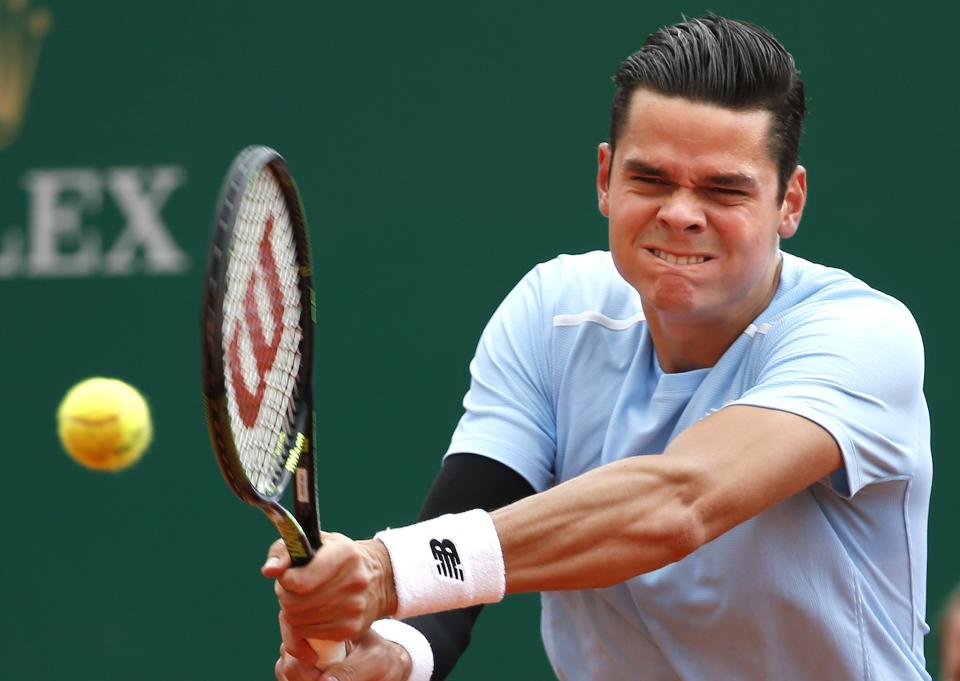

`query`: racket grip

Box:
[309,638,346,667]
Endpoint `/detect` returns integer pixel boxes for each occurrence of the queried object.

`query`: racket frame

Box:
[201,145,322,566]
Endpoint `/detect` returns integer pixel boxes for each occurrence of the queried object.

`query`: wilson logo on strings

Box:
[227,214,285,427]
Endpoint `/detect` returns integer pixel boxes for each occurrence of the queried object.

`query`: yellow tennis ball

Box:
[57,378,152,471]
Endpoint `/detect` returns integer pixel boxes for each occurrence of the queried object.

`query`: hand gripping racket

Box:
[201,145,346,666]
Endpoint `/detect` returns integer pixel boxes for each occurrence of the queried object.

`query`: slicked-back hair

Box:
[610,14,805,200]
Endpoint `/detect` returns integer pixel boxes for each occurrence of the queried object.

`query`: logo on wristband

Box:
[430,538,464,581]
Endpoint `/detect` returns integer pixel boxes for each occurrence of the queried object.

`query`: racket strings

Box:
[221,168,305,496]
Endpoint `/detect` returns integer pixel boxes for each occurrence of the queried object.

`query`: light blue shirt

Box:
[446,250,931,681]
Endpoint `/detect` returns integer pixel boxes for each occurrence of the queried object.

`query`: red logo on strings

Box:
[228,215,286,427]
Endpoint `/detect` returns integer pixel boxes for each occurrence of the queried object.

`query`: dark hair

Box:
[609,14,806,199]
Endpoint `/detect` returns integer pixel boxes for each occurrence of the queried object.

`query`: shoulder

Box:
[770,252,921,341]
[759,251,924,382]
[526,250,642,322]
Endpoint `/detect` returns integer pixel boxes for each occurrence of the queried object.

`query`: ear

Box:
[597,143,613,217]
[778,165,807,239]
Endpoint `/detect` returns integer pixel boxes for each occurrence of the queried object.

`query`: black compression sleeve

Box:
[401,453,535,680]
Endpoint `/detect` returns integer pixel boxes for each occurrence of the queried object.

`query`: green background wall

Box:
[2,1,956,678]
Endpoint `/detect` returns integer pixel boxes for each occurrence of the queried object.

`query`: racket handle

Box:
[309,638,346,667]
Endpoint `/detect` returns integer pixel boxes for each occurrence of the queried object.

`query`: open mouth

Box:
[647,248,712,265]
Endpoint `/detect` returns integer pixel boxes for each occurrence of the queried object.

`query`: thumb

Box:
[316,641,363,681]
[317,660,351,681]
[262,538,292,578]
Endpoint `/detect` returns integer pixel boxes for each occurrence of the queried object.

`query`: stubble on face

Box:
[597,89,807,371]
[603,89,786,327]
[649,272,696,313]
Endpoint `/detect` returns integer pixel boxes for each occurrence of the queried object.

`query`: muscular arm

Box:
[273,404,842,663]
[405,453,535,679]
[493,404,842,593]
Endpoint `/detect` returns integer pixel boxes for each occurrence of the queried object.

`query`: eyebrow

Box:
[704,172,758,190]
[622,159,668,177]
[621,158,759,190]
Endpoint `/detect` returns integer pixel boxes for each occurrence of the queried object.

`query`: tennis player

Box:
[265,14,932,681]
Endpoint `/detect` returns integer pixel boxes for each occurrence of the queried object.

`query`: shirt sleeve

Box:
[445,265,557,492]
[728,294,927,497]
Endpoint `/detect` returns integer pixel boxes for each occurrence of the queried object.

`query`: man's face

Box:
[598,89,805,329]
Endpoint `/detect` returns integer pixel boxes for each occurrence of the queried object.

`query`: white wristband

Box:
[375,509,506,619]
[370,619,434,681]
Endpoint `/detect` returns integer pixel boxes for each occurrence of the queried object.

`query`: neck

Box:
[646,315,744,373]
[646,258,782,373]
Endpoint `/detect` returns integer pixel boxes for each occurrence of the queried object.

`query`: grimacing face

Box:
[598,89,806,334]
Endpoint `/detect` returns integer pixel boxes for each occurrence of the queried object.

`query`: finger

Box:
[263,539,292,578]
[316,631,409,681]
[278,587,366,623]
[278,593,369,642]
[317,657,359,681]
[277,534,359,594]
[318,530,350,547]
[279,611,319,664]
[276,583,374,642]
[288,622,362,645]
[277,649,324,681]
[275,561,371,612]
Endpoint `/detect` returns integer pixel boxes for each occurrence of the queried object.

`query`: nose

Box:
[656,188,705,233]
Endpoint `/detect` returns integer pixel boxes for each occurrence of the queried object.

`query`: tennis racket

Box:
[201,145,345,666]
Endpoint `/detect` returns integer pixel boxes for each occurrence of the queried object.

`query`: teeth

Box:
[652,249,706,265]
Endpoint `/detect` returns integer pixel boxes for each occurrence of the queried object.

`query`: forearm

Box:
[493,454,703,594]
[379,407,841,620]
[493,405,841,594]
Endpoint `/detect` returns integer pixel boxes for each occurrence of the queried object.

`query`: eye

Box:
[707,187,750,203]
[631,176,669,186]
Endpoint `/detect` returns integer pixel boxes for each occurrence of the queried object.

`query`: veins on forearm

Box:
[491,455,705,593]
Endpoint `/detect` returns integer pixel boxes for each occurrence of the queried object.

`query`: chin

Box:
[648,275,696,311]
